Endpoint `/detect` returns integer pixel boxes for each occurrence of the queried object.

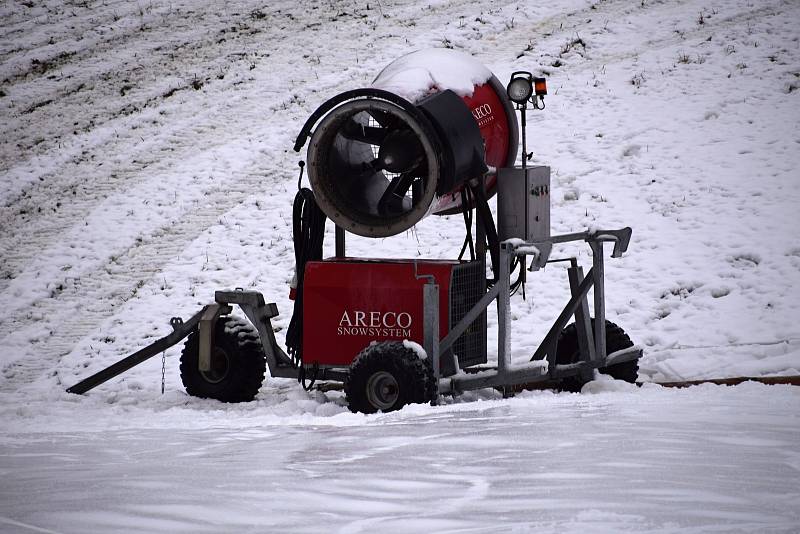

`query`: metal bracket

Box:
[591,227,632,258]
[523,241,553,271]
[214,289,296,378]
[198,303,231,373]
[550,226,632,259]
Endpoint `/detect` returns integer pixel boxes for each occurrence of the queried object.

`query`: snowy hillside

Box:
[1,0,799,532]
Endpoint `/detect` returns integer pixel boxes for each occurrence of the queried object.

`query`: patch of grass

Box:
[560,35,586,56]
[22,99,54,114]
[516,41,533,59]
[630,71,646,87]
[675,52,706,65]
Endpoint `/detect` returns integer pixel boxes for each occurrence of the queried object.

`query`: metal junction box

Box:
[497,166,551,242]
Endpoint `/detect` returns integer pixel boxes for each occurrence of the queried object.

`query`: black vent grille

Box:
[448,260,487,370]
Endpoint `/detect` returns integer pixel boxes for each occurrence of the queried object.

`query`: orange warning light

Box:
[533,77,547,96]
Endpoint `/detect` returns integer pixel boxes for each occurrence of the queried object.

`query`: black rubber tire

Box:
[345,341,435,414]
[556,319,639,392]
[180,315,266,402]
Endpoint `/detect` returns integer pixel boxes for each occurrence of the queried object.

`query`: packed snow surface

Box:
[1,0,799,531]
[2,382,799,533]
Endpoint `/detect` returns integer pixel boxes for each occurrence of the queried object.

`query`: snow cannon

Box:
[294,49,519,238]
[67,50,645,417]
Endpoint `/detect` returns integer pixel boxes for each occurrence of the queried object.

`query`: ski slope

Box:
[1,0,799,532]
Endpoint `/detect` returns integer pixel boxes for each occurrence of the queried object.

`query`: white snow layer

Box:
[1,0,800,531]
[372,48,493,102]
[403,339,428,360]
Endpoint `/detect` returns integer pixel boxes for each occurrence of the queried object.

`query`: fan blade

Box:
[377,130,425,174]
[340,119,389,146]
[367,109,399,129]
[412,177,423,206]
[345,158,387,215]
[378,172,416,215]
[356,158,383,179]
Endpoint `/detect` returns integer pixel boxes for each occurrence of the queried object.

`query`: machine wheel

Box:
[180,315,266,402]
[345,341,435,414]
[556,319,639,392]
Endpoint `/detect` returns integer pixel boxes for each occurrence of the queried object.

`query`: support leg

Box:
[568,262,596,384]
[590,242,606,360]
[423,283,440,405]
[497,244,511,377]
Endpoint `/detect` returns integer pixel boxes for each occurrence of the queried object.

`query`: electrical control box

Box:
[497,166,551,242]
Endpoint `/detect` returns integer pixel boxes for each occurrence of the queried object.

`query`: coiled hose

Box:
[285,187,326,368]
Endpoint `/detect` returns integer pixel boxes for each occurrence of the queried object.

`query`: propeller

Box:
[334,111,426,217]
[305,96,443,238]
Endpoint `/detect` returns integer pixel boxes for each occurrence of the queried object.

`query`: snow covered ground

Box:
[1,0,799,531]
[3,383,800,533]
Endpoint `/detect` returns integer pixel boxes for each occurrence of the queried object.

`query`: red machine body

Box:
[432,83,513,215]
[303,258,486,370]
[463,83,512,173]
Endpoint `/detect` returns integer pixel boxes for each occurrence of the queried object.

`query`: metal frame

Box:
[65,287,349,395]
[66,224,639,398]
[66,220,638,398]
[214,290,349,383]
[426,227,640,399]
[66,311,210,395]
[67,223,642,403]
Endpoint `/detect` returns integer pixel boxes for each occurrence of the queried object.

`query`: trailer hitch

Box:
[66,305,212,395]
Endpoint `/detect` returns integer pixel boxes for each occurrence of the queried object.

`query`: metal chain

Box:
[161,351,166,394]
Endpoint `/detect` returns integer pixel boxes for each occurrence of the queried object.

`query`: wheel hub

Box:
[366,371,399,410]
[200,347,230,384]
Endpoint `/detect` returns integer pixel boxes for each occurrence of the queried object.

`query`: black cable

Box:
[296,160,305,190]
[457,188,475,261]
[286,188,326,369]
[510,257,521,295]
[466,182,525,298]
[301,361,319,391]
[510,256,527,297]
[470,183,500,283]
